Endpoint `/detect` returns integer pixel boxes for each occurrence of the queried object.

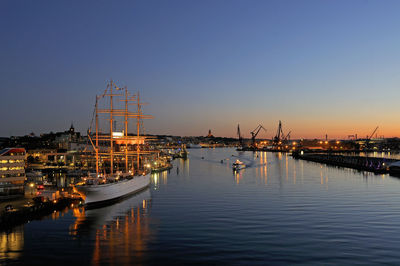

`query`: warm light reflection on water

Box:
[4,148,400,264]
[0,226,23,261]
[152,171,168,188]
[68,189,152,265]
[91,203,151,265]
[234,169,244,184]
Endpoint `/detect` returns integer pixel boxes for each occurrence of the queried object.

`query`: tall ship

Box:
[75,80,155,207]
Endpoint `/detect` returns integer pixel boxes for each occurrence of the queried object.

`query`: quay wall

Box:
[0,198,79,230]
[292,152,398,174]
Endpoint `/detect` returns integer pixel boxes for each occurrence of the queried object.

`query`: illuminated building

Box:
[0,148,26,199]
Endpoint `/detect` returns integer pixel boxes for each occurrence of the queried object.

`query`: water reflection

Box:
[51,206,70,220]
[5,149,400,265]
[0,226,23,261]
[233,169,244,184]
[177,158,189,176]
[70,189,152,264]
[235,150,391,189]
[319,165,329,189]
[70,189,151,236]
[152,171,168,189]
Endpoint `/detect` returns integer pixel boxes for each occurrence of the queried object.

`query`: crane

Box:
[273,120,285,145]
[368,126,379,140]
[365,126,378,149]
[237,124,243,147]
[272,120,293,150]
[251,124,266,148]
[283,131,291,141]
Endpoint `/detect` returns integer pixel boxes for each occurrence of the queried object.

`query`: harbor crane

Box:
[284,131,291,141]
[250,124,266,148]
[237,124,243,147]
[365,126,379,149]
[272,120,292,150]
[368,126,379,140]
[273,120,285,145]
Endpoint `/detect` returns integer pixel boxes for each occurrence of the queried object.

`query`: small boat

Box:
[186,144,201,149]
[232,159,246,171]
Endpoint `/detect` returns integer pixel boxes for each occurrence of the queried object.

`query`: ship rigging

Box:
[75,80,155,206]
[87,80,156,177]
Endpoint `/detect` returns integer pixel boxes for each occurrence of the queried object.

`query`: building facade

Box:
[0,148,26,199]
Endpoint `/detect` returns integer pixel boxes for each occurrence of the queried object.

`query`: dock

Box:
[151,163,173,173]
[0,197,81,230]
[292,151,398,174]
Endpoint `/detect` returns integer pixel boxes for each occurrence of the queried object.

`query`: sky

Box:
[1,0,400,139]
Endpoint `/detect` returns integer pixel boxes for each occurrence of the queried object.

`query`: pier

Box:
[151,162,173,173]
[292,151,398,174]
[0,197,80,230]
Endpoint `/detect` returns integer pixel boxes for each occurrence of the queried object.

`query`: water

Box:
[3,148,400,265]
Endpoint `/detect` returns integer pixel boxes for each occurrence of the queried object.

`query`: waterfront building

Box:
[54,123,81,150]
[0,148,26,199]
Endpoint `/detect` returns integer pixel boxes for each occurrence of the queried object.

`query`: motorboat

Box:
[232,159,246,171]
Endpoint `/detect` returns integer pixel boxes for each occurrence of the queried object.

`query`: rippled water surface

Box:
[3,148,400,265]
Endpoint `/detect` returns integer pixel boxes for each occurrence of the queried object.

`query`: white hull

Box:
[85,189,150,225]
[75,174,151,206]
[233,164,246,170]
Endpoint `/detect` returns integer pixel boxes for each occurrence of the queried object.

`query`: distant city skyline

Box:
[1,0,400,139]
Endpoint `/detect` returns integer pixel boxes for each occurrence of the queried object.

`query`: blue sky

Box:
[1,0,400,139]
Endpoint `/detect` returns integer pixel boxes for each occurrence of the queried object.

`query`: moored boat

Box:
[74,81,155,207]
[75,173,150,207]
[72,188,151,234]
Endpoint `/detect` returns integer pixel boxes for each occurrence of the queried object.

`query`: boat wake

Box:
[192,154,271,169]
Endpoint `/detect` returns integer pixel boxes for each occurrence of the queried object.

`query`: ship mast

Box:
[124,86,128,173]
[95,96,99,177]
[136,92,141,171]
[109,80,114,175]
[92,80,154,176]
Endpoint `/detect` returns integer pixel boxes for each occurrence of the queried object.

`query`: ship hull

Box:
[76,174,151,207]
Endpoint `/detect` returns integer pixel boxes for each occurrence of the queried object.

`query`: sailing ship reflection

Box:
[71,189,151,235]
[70,189,152,264]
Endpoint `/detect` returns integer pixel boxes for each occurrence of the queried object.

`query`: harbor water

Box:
[3,148,400,265]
